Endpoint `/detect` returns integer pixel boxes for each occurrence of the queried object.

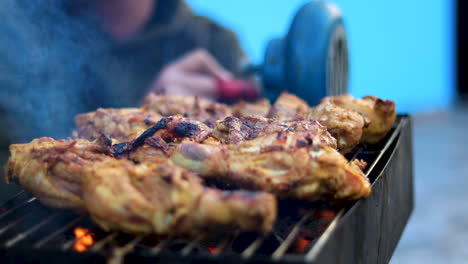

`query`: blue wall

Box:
[187,0,454,113]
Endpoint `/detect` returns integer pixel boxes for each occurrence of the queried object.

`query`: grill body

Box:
[0,116,413,264]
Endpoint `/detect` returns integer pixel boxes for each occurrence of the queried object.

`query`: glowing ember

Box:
[208,246,218,254]
[73,227,94,252]
[298,209,309,216]
[296,238,311,253]
[314,209,336,220]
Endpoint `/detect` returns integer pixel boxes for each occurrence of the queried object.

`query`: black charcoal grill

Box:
[0,115,413,264]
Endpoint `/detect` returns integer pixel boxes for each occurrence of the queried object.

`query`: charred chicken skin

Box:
[4,138,277,235]
[171,132,370,202]
[108,115,337,165]
[74,108,162,142]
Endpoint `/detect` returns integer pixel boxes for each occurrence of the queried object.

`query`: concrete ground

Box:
[391,104,468,264]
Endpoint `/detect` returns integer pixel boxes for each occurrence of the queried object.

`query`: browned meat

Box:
[308,103,366,154]
[320,95,397,144]
[212,116,337,148]
[171,132,370,202]
[74,108,162,142]
[267,92,310,120]
[264,92,396,152]
[142,93,232,128]
[84,158,276,236]
[265,92,363,153]
[4,137,110,210]
[4,138,277,236]
[232,99,271,117]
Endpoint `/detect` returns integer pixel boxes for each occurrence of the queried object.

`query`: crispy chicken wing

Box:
[171,132,370,202]
[320,95,396,144]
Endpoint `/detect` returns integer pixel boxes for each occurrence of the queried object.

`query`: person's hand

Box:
[148,49,232,99]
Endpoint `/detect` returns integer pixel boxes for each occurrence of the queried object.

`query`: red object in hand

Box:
[217,79,259,100]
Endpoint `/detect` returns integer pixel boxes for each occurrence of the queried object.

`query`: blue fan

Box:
[253,1,349,105]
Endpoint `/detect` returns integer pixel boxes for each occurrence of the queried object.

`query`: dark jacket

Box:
[0,0,244,146]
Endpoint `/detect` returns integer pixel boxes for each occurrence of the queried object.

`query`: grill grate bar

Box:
[180,234,204,256]
[241,235,265,259]
[348,146,364,162]
[305,208,345,261]
[150,237,173,254]
[34,215,85,248]
[108,235,144,264]
[125,234,144,248]
[271,212,312,260]
[212,231,240,256]
[0,197,36,221]
[89,231,118,252]
[4,212,62,248]
[0,190,25,208]
[0,213,29,236]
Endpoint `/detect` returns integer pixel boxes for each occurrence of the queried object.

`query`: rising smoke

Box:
[0,0,116,145]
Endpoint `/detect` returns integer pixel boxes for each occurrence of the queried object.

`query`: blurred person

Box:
[89,0,240,98]
[0,0,245,146]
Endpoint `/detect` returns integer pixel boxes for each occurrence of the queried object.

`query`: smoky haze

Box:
[0,0,117,145]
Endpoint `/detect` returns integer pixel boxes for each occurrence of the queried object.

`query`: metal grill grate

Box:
[0,117,407,264]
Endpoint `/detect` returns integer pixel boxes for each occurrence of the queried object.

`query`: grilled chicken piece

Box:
[172,132,370,202]
[267,92,310,120]
[265,92,364,153]
[213,116,337,148]
[143,93,232,128]
[308,103,366,154]
[265,92,396,152]
[3,137,110,209]
[4,138,277,236]
[84,158,276,236]
[152,115,214,144]
[232,99,271,117]
[74,108,162,142]
[320,95,396,144]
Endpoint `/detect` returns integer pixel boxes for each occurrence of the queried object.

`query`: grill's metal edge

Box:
[302,115,414,264]
[305,116,407,261]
